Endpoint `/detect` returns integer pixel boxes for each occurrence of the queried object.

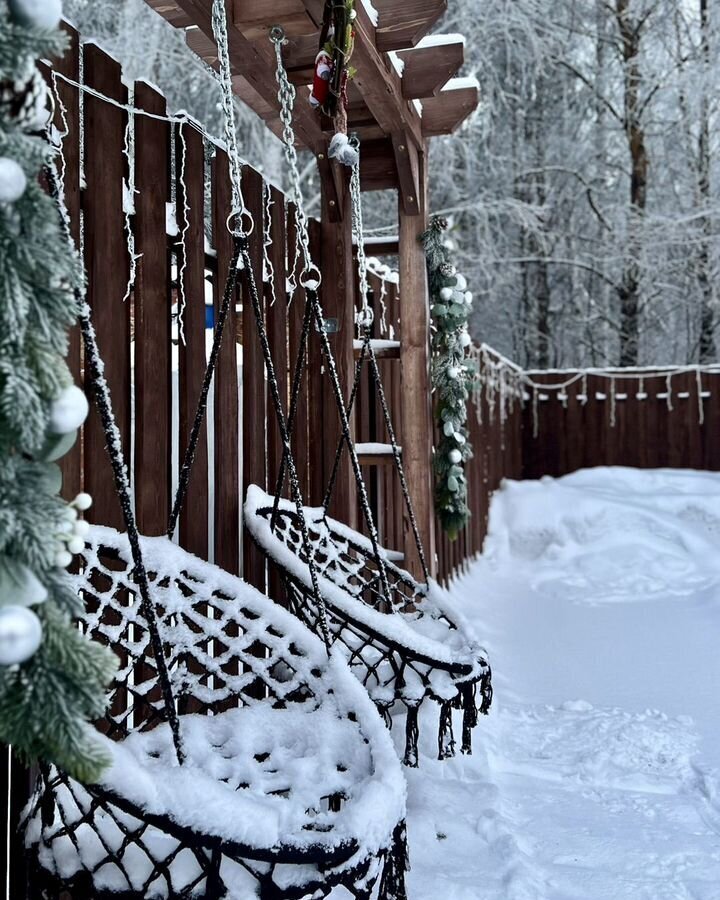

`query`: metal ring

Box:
[226,208,255,238]
[356,306,374,328]
[299,264,322,290]
[269,25,286,44]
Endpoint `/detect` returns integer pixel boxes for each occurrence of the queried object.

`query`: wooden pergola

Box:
[145,0,479,578]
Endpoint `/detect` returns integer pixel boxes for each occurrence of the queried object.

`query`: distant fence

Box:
[521,365,720,479]
[435,350,720,585]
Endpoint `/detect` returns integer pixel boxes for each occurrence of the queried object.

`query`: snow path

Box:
[393,468,720,900]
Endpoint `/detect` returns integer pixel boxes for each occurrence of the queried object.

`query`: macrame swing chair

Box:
[244,31,492,770]
[21,4,408,898]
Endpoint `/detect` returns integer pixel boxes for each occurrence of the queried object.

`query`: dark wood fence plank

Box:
[212,150,240,575]
[287,204,310,500]
[308,219,326,506]
[134,82,171,536]
[266,184,288,603]
[241,165,266,592]
[176,122,209,558]
[83,43,130,530]
[51,25,82,503]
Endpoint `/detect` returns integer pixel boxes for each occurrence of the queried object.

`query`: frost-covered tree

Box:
[0,0,115,782]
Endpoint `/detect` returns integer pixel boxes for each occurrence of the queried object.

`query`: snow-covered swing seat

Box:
[22,527,408,899]
[244,33,493,768]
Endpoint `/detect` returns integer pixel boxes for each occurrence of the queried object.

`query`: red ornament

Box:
[309,50,333,109]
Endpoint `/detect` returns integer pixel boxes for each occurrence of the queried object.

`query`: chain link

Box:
[350,138,372,328]
[271,30,320,286]
[211,0,250,236]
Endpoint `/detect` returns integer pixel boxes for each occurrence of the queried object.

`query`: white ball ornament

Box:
[459,331,472,348]
[73,519,90,537]
[67,536,85,555]
[7,0,62,29]
[440,287,453,301]
[54,549,72,568]
[447,366,459,379]
[454,273,467,291]
[49,386,89,434]
[0,158,27,204]
[73,492,93,511]
[449,449,462,464]
[0,606,43,667]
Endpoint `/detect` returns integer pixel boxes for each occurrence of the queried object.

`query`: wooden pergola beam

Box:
[373,0,447,52]
[421,79,479,137]
[397,38,465,100]
[172,0,325,149]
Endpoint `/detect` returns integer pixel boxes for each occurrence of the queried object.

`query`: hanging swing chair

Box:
[244,31,492,769]
[22,527,408,900]
[22,5,409,896]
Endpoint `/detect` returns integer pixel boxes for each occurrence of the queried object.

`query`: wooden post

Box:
[398,145,436,578]
[319,165,357,529]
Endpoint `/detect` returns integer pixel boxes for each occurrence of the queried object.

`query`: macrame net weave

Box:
[245,488,492,767]
[22,527,408,900]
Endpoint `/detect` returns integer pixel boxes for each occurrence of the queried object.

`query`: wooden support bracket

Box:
[392,132,420,215]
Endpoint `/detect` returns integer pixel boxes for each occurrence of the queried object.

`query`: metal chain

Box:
[211,0,251,236]
[271,29,320,287]
[350,141,372,329]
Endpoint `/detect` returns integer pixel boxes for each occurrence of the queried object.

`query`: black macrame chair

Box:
[243,283,492,768]
[22,166,409,900]
[22,526,408,900]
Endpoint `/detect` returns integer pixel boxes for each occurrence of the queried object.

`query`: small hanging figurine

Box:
[309,49,333,109]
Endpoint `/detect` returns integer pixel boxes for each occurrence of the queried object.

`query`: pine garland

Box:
[422,216,474,540]
[0,2,116,782]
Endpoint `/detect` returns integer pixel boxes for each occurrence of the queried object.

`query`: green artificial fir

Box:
[422,215,475,539]
[0,0,116,782]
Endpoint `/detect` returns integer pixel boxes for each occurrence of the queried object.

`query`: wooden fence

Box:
[521,366,720,479]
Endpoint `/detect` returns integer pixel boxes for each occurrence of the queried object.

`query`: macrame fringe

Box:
[403,705,420,767]
[461,683,477,755]
[378,820,409,900]
[438,701,456,760]
[479,670,493,715]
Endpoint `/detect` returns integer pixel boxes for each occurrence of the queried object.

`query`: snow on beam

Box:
[421,77,479,137]
[373,0,447,52]
[397,38,464,100]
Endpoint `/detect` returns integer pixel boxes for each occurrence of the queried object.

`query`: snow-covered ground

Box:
[400,467,720,900]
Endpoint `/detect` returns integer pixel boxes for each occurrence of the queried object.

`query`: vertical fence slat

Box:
[177,123,209,558]
[212,150,240,575]
[241,165,266,592]
[52,26,82,504]
[266,185,288,603]
[308,219,326,506]
[287,204,310,500]
[83,43,130,530]
[134,82,171,535]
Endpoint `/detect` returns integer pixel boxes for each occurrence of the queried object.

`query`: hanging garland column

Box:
[422,216,475,540]
[0,0,116,781]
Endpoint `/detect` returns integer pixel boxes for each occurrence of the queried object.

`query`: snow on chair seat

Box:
[22,526,408,900]
[244,486,493,767]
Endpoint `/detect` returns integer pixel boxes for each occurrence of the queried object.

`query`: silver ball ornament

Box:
[0,606,43,666]
[0,158,27,204]
[7,0,62,29]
